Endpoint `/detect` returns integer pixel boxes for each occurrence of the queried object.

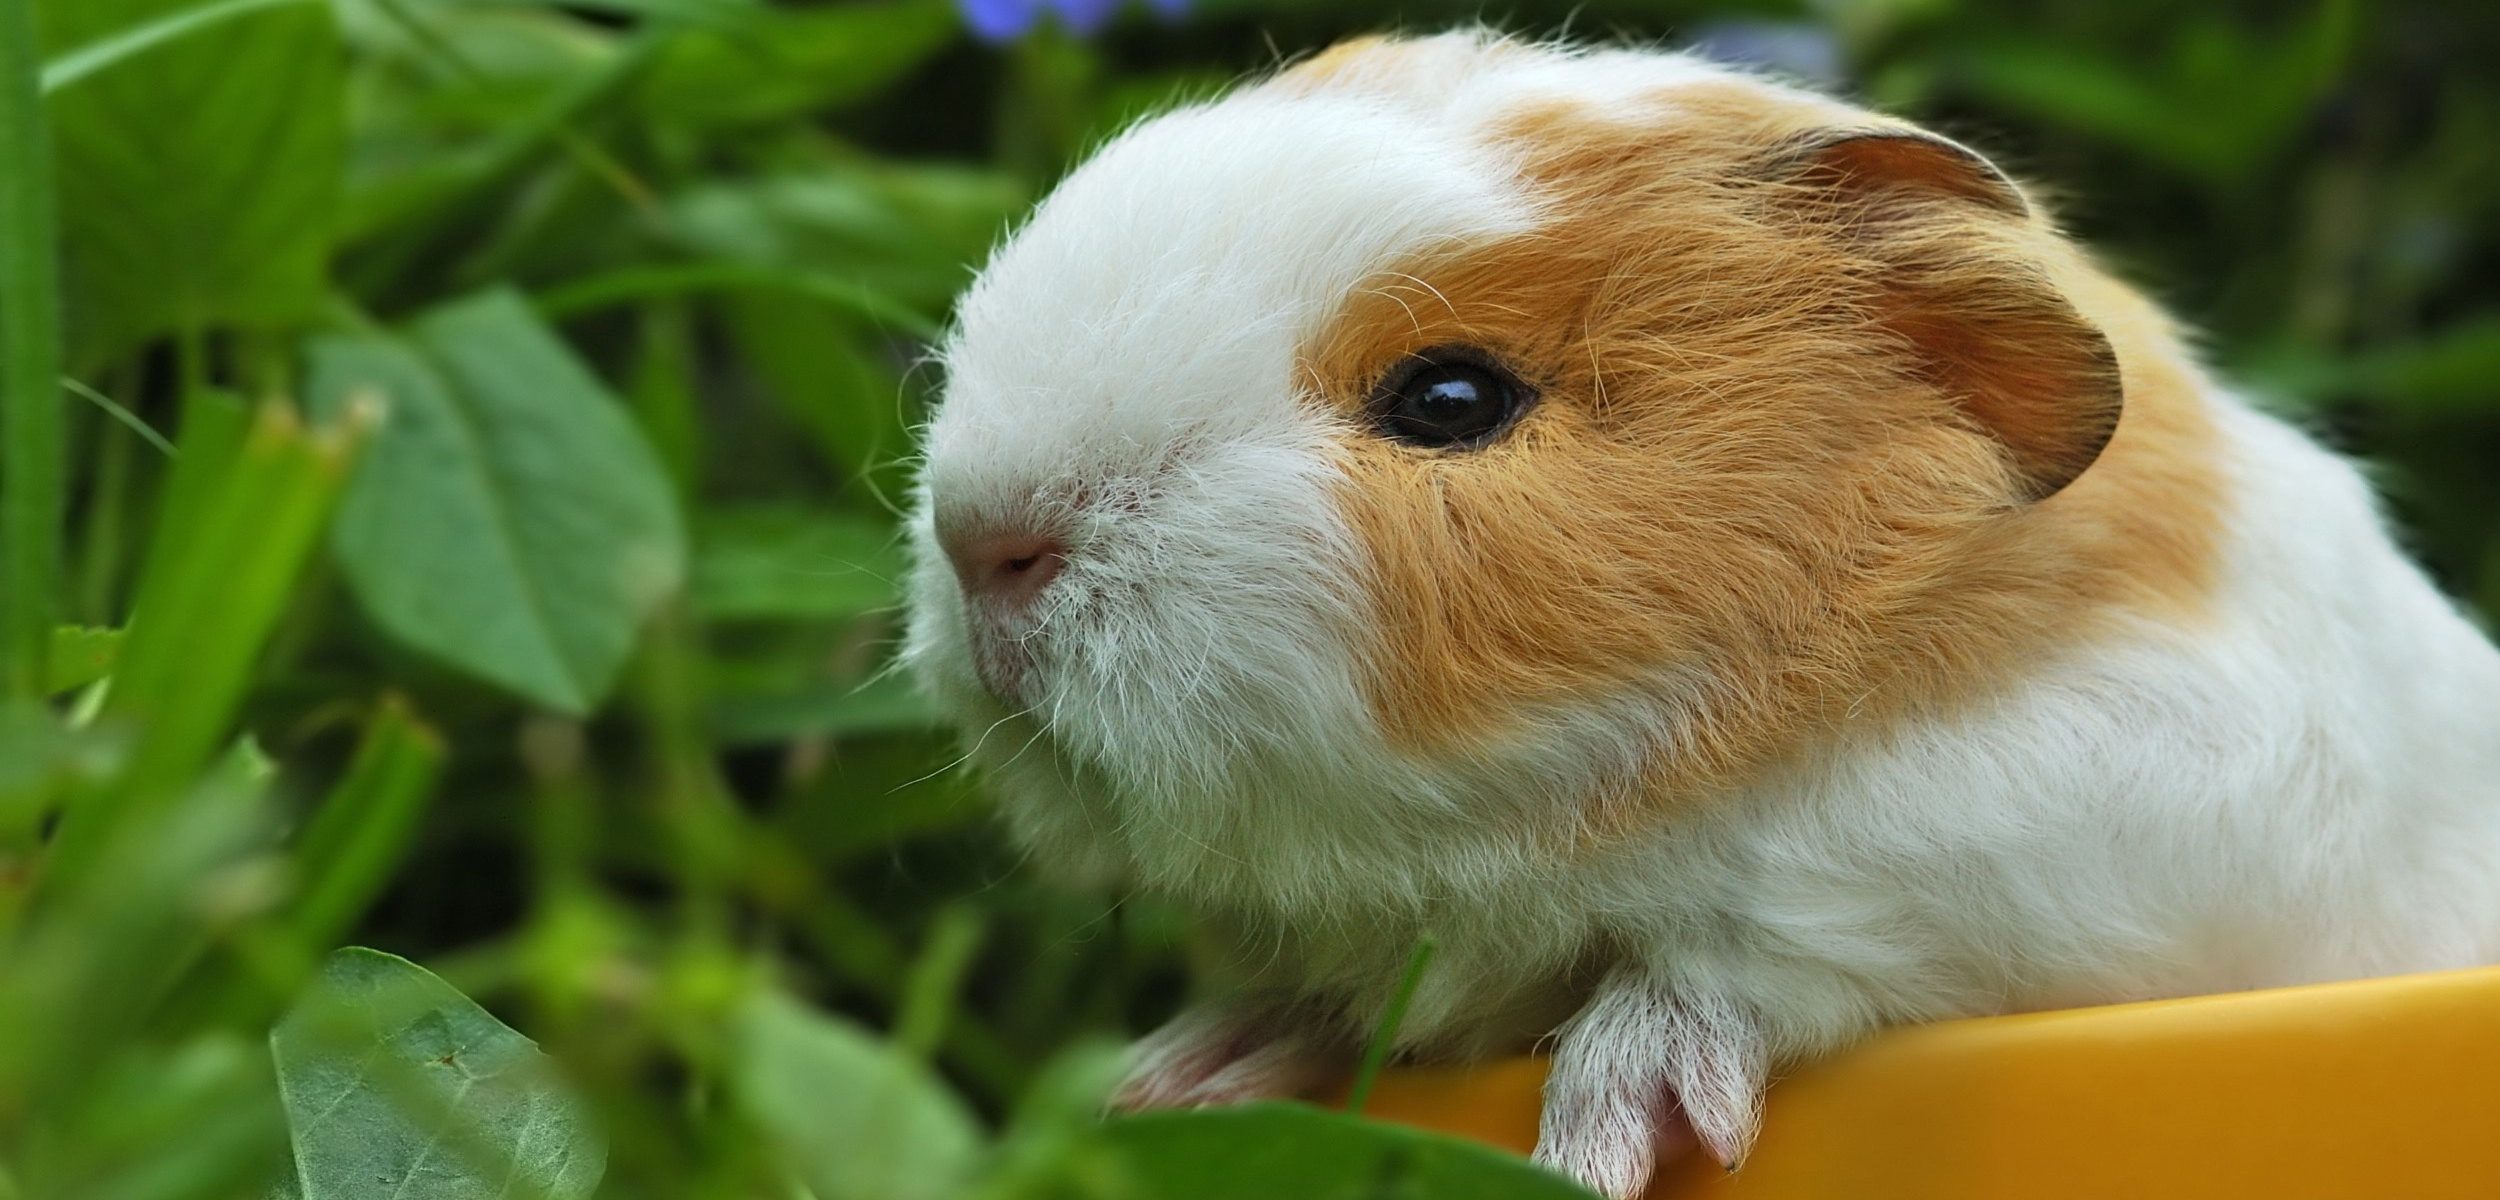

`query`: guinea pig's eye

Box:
[1368,347,1534,450]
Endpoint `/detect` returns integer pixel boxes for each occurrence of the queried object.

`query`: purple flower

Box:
[1685,20,1847,91]
[960,0,1182,43]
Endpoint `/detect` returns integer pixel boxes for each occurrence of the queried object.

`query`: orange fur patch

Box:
[1294,56,2224,815]
[1278,32,1531,94]
[1280,35,1394,89]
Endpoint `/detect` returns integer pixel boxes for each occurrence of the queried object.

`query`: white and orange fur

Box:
[901,32,2500,1200]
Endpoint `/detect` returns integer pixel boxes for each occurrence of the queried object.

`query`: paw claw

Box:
[1534,976,1767,1197]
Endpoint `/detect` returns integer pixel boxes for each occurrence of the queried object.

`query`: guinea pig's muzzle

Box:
[936,507,1074,705]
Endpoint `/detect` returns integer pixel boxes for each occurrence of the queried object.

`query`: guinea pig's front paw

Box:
[1532,976,1768,1199]
[1110,995,1336,1111]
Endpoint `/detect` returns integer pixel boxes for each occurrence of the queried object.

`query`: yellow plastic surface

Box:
[1349,966,2500,1199]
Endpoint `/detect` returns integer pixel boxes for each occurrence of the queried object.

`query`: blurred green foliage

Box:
[0,0,2491,1196]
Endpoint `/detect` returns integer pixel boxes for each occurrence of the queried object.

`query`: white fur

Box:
[904,33,2500,1198]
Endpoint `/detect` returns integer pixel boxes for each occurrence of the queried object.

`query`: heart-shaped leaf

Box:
[305,289,685,713]
[1082,1103,1603,1200]
[730,990,983,1200]
[39,0,343,368]
[271,948,605,1200]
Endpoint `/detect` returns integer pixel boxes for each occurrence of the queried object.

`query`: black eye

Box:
[1368,348,1533,449]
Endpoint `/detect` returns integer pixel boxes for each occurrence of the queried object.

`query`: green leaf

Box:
[1952,44,2243,182]
[719,297,916,487]
[332,6,642,252]
[669,164,1026,318]
[534,262,943,340]
[770,736,977,858]
[711,673,936,747]
[692,505,902,623]
[37,0,345,368]
[638,0,957,129]
[666,164,1019,481]
[730,990,982,1200]
[305,289,687,713]
[1083,1104,1603,1200]
[271,948,605,1200]
[40,0,321,93]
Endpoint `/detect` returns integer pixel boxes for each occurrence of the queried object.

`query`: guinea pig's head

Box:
[903,33,2138,910]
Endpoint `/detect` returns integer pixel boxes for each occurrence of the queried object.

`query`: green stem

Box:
[635,605,734,933]
[894,904,985,1063]
[1345,936,1437,1116]
[0,0,63,697]
[74,403,133,623]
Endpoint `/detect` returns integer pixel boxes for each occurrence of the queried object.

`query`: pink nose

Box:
[944,528,1069,610]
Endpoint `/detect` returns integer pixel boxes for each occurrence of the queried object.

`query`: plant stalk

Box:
[0,0,64,697]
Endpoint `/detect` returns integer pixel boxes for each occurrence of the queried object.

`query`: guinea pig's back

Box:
[1638,387,2500,1043]
[2199,393,2500,964]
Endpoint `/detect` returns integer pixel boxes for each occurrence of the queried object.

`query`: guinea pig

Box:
[901,30,2500,1200]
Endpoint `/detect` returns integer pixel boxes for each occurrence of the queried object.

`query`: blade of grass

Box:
[105,404,362,797]
[1344,936,1436,1116]
[0,0,64,698]
[127,390,251,604]
[39,400,369,896]
[169,700,444,1030]
[61,376,176,457]
[40,0,322,93]
[281,698,445,949]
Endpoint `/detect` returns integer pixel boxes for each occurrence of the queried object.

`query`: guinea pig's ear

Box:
[1782,129,2122,501]
[1792,129,2030,218]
